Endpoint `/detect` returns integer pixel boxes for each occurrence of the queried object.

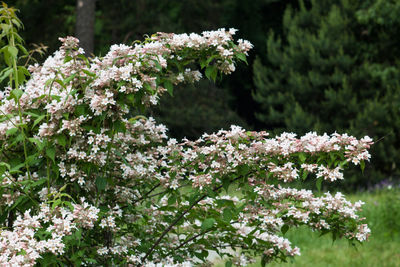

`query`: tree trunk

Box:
[75,0,96,56]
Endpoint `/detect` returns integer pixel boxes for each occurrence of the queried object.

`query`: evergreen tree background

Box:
[253,0,400,189]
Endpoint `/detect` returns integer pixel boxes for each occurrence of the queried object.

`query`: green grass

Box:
[213,189,400,267]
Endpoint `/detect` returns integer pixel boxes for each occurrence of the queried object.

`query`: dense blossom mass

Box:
[0,28,372,266]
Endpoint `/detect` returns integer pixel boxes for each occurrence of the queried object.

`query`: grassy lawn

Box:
[213,189,400,267]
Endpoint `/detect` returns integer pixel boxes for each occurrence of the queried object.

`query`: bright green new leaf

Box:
[17,43,28,55]
[10,89,23,100]
[64,73,77,84]
[201,218,215,231]
[46,146,56,163]
[7,45,18,58]
[360,161,365,173]
[0,67,12,82]
[298,152,307,163]
[32,114,46,129]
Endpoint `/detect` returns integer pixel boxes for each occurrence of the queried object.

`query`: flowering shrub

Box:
[0,5,372,267]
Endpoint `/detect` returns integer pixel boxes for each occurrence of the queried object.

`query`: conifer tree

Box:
[253,0,400,188]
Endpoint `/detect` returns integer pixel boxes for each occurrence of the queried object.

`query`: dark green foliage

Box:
[253,0,400,189]
[150,80,248,140]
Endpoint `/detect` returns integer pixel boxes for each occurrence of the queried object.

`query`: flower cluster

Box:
[0,201,98,266]
[0,28,372,267]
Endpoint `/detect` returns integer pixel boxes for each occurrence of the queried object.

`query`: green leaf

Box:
[236,52,248,64]
[164,80,173,96]
[360,161,365,173]
[56,135,67,147]
[32,114,46,129]
[113,120,126,133]
[225,261,232,267]
[7,45,18,59]
[75,105,86,116]
[205,65,216,80]
[316,177,323,192]
[28,137,45,151]
[26,154,41,166]
[17,44,28,55]
[53,79,66,89]
[329,153,336,166]
[153,60,162,71]
[211,70,218,82]
[222,208,233,222]
[10,195,29,210]
[261,254,268,267]
[3,50,11,66]
[0,24,11,34]
[10,89,23,100]
[50,95,61,102]
[64,73,77,84]
[17,67,27,84]
[222,177,230,192]
[95,176,107,191]
[125,93,135,104]
[52,199,62,209]
[143,82,154,93]
[339,160,348,168]
[0,67,12,82]
[200,59,207,69]
[205,65,218,82]
[11,18,22,29]
[82,69,96,77]
[0,162,10,170]
[194,250,209,260]
[298,152,307,163]
[77,54,90,66]
[168,194,176,205]
[237,164,250,176]
[114,149,129,165]
[332,231,337,242]
[46,146,56,163]
[302,170,308,180]
[10,162,25,174]
[206,55,218,66]
[23,111,40,118]
[27,178,47,188]
[6,127,18,136]
[18,66,30,77]
[201,218,216,231]
[281,224,289,235]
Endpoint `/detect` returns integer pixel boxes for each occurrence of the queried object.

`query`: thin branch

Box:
[175,229,212,251]
[142,193,207,262]
[145,183,190,199]
[132,182,161,204]
[169,220,239,256]
[142,175,245,262]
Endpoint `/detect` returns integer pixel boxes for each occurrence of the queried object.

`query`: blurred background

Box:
[7,0,400,192]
